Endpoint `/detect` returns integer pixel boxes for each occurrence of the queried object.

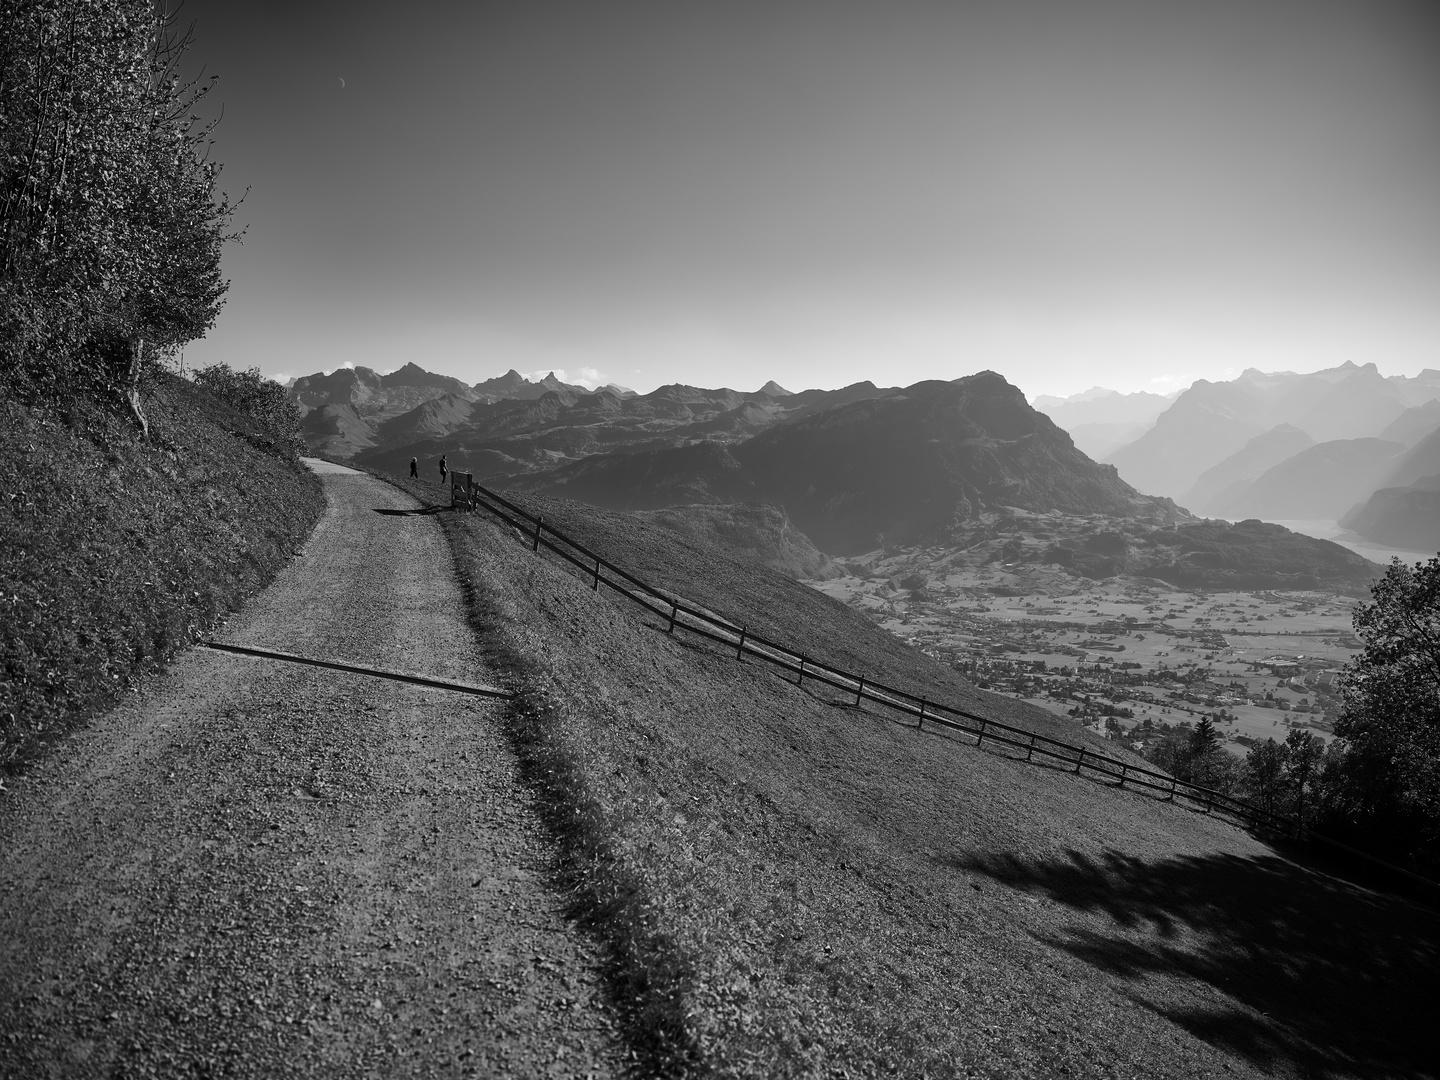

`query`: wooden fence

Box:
[445,473,1300,839]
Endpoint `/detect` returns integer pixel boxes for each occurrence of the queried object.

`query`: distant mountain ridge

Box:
[1182,424,1315,515]
[290,366,633,458]
[1102,362,1440,502]
[1032,387,1177,461]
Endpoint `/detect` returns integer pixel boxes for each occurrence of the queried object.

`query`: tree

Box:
[1242,738,1286,818]
[1330,556,1440,869]
[1282,729,1325,830]
[0,0,239,428]
[1187,716,1222,788]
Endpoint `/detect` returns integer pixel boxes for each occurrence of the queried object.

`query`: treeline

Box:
[1147,556,1440,878]
[0,0,238,428]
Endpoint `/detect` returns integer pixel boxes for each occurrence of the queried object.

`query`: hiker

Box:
[439,454,447,485]
[409,457,418,479]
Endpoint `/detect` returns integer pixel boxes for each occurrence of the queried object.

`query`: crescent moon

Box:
[338,76,346,88]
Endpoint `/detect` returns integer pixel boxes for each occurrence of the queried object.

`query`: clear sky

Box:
[178,0,1440,399]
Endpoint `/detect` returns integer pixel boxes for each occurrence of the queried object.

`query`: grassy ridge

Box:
[1,372,324,770]
[397,477,1440,1079]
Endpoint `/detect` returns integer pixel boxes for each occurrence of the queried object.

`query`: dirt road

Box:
[0,462,622,1078]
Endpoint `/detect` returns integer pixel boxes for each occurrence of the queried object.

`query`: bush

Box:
[191,364,303,453]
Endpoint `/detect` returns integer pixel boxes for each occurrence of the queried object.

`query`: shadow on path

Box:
[371,506,446,517]
[953,847,1439,1079]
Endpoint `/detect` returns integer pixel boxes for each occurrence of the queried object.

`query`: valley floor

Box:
[812,547,1368,762]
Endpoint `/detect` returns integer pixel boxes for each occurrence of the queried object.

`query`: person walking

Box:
[439,455,448,486]
[409,457,418,479]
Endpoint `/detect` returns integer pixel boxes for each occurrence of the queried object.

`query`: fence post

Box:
[532,515,544,552]
[1119,764,1127,788]
[854,675,865,706]
[797,656,806,685]
[667,600,678,633]
[593,557,601,591]
[1026,733,1035,762]
[917,699,926,730]
[736,626,747,660]
[1167,777,1177,802]
[1075,748,1086,775]
[976,719,986,747]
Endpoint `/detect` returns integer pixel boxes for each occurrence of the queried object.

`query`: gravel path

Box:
[0,461,623,1079]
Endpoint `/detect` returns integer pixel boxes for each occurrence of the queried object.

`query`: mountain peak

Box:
[759,380,793,397]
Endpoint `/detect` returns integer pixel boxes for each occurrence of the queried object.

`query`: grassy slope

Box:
[1,373,324,770]
[400,478,1436,1079]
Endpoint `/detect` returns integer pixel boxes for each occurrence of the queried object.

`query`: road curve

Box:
[0,461,622,1078]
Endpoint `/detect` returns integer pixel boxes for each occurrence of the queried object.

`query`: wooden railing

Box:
[444,472,1297,839]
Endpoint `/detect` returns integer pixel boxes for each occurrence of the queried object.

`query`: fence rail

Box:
[445,472,1298,839]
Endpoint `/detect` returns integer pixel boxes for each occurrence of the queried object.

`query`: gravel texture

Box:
[0,461,623,1078]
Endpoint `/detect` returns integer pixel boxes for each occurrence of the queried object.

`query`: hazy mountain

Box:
[1211,438,1408,521]
[524,372,1166,556]
[1182,424,1316,515]
[1387,368,1440,407]
[1030,389,1174,458]
[1292,363,1408,442]
[1031,387,1175,427]
[1378,425,1440,491]
[1105,362,1440,501]
[1066,421,1160,461]
[1340,476,1440,552]
[1105,377,1272,501]
[1379,400,1440,446]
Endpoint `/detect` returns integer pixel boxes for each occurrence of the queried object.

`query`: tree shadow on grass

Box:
[952,847,1439,1079]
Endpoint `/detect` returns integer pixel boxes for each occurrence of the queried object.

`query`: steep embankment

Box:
[0,374,325,770]
[408,479,1436,1079]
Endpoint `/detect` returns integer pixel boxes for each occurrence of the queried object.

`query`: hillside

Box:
[1182,424,1315,515]
[1,373,325,770]
[1211,437,1409,521]
[399,477,1435,1078]
[526,372,1159,555]
[1340,477,1440,552]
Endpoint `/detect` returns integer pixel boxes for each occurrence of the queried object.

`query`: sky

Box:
[177,0,1440,399]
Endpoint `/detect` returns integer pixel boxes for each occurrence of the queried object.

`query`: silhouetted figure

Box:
[439,455,447,485]
[409,457,418,479]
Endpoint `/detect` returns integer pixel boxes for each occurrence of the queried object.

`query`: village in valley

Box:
[812,530,1366,760]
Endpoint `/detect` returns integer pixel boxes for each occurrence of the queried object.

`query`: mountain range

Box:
[1100,362,1440,508]
[285,361,1393,587]
[1033,363,1440,551]
[1031,387,1176,460]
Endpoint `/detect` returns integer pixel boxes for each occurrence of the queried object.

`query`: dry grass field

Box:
[395,478,1437,1079]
